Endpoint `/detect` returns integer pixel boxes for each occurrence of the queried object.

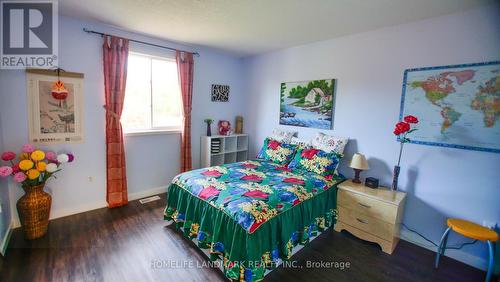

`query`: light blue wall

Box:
[242,5,500,270]
[0,115,12,255]
[0,16,246,224]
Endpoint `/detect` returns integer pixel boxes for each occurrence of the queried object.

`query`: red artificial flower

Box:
[1,151,16,161]
[293,199,301,206]
[393,128,401,135]
[301,148,319,160]
[395,122,410,134]
[268,140,280,150]
[404,115,419,124]
[12,164,20,173]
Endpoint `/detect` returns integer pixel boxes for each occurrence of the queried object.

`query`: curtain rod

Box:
[83,28,200,57]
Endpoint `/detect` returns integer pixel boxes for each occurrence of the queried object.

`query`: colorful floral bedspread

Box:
[170,160,341,234]
[164,159,343,281]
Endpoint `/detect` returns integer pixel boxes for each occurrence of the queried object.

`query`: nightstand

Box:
[334,180,407,254]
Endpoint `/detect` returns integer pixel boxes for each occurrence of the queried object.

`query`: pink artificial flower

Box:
[1,151,16,161]
[48,159,60,165]
[67,153,75,162]
[13,172,27,183]
[0,166,13,177]
[45,151,57,161]
[22,144,35,153]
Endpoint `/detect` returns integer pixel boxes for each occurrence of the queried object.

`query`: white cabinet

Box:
[201,134,249,168]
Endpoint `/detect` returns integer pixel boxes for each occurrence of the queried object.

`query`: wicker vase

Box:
[16,184,51,240]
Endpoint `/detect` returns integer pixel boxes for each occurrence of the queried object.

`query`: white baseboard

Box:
[400,229,487,271]
[1,222,13,256]
[12,186,168,229]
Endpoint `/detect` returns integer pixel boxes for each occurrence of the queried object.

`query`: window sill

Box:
[124,129,181,137]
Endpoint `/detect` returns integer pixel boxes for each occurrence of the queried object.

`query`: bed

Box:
[164,158,344,281]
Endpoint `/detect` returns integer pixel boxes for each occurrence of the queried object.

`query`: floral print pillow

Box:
[257,138,297,165]
[311,132,348,154]
[271,128,297,143]
[288,147,342,177]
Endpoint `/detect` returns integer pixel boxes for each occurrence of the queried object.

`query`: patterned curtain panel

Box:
[176,51,194,172]
[103,35,129,207]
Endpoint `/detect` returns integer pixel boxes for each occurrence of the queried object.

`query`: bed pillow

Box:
[289,137,312,148]
[257,138,297,165]
[288,147,342,177]
[311,132,348,154]
[271,128,297,143]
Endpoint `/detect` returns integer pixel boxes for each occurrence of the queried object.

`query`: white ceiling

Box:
[60,0,494,57]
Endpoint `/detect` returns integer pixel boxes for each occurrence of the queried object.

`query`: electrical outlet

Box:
[482,220,495,229]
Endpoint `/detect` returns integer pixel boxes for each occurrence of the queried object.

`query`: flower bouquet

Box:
[391,115,418,191]
[0,144,74,239]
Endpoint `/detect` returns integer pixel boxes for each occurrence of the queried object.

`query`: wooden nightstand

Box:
[334,180,407,254]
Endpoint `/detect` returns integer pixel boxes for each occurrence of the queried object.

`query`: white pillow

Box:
[289,137,311,148]
[311,132,348,154]
[271,128,297,143]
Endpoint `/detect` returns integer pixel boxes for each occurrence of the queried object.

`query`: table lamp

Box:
[349,153,369,183]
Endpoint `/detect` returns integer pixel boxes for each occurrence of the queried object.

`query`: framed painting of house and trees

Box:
[279,79,336,129]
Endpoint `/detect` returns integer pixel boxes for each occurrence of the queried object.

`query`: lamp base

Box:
[352,168,362,183]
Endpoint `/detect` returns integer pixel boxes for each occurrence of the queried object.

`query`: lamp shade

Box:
[349,153,369,170]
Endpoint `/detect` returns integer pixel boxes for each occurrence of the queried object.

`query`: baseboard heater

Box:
[139,195,161,204]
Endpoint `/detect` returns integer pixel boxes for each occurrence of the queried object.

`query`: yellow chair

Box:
[435,218,498,282]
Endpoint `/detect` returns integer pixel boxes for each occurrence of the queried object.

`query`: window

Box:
[121,52,182,134]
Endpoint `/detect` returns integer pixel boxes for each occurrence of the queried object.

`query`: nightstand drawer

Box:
[338,206,395,241]
[338,189,398,224]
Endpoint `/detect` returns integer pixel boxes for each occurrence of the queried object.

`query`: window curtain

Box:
[103,35,129,208]
[176,51,194,172]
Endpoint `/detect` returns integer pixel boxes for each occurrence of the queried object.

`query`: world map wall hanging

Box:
[399,61,499,153]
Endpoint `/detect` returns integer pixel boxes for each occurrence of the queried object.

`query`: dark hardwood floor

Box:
[0,194,488,282]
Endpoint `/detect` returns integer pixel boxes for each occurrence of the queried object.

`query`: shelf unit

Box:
[201,134,249,168]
